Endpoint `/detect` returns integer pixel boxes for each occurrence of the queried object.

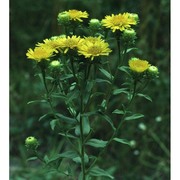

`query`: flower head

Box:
[56,35,83,53]
[147,65,159,78]
[64,9,89,22]
[26,46,55,62]
[102,13,137,32]
[129,58,150,73]
[25,136,39,150]
[78,36,112,60]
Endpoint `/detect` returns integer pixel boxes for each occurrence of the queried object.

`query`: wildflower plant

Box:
[25,9,159,179]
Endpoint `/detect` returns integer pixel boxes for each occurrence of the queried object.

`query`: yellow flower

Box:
[36,37,65,52]
[26,46,55,62]
[56,35,83,53]
[78,36,112,60]
[129,58,150,73]
[102,13,137,32]
[64,9,89,22]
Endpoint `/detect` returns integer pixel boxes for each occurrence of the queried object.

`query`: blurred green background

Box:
[10,0,170,179]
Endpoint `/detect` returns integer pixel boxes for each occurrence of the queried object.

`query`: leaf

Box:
[113,88,129,95]
[75,117,91,136]
[125,113,144,121]
[59,132,77,139]
[46,151,78,164]
[112,109,125,115]
[39,113,54,121]
[55,113,77,124]
[98,112,116,130]
[137,93,152,102]
[89,166,114,179]
[51,93,67,101]
[66,89,80,104]
[86,139,107,148]
[27,100,47,105]
[72,153,89,164]
[126,47,138,53]
[118,66,131,76]
[99,68,114,80]
[95,78,111,84]
[113,138,131,146]
[60,74,73,80]
[50,119,58,131]
[26,157,38,162]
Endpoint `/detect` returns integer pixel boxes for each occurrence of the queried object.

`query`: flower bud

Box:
[25,136,39,150]
[129,13,139,23]
[122,29,136,45]
[89,19,101,30]
[147,65,159,78]
[57,12,70,25]
[49,60,62,71]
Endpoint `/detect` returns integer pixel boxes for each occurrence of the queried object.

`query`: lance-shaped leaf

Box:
[112,109,125,115]
[27,99,47,105]
[88,166,114,179]
[85,139,107,148]
[55,113,77,124]
[137,93,152,102]
[125,113,144,121]
[99,68,114,80]
[113,88,129,95]
[113,138,131,146]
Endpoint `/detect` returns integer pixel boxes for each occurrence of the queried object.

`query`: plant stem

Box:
[79,82,86,180]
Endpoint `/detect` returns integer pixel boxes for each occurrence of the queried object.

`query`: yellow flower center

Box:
[87,46,102,55]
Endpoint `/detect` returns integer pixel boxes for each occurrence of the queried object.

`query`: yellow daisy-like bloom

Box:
[64,9,89,22]
[129,58,150,73]
[26,46,55,62]
[102,13,137,32]
[78,36,112,60]
[36,37,65,52]
[56,35,83,53]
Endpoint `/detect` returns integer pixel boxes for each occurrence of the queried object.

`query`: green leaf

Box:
[60,74,73,80]
[75,117,91,136]
[27,100,47,105]
[66,89,80,104]
[137,93,152,102]
[112,109,125,115]
[113,88,129,95]
[126,47,138,53]
[72,153,89,164]
[125,113,144,121]
[118,66,131,76]
[89,166,114,179]
[95,78,111,84]
[86,139,107,148]
[39,113,54,121]
[99,68,114,80]
[59,132,77,139]
[113,138,131,146]
[98,112,116,130]
[51,93,67,101]
[26,157,38,162]
[55,113,77,124]
[50,119,58,131]
[47,151,78,164]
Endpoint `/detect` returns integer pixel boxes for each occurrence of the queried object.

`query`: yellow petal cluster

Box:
[64,9,89,22]
[78,36,112,60]
[129,58,150,73]
[102,13,137,32]
[26,47,55,62]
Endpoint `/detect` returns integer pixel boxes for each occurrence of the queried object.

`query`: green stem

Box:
[80,92,86,179]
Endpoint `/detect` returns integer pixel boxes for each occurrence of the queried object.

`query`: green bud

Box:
[25,136,39,150]
[49,60,62,71]
[129,13,139,23]
[57,12,70,25]
[122,29,136,44]
[89,19,101,30]
[147,65,159,78]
